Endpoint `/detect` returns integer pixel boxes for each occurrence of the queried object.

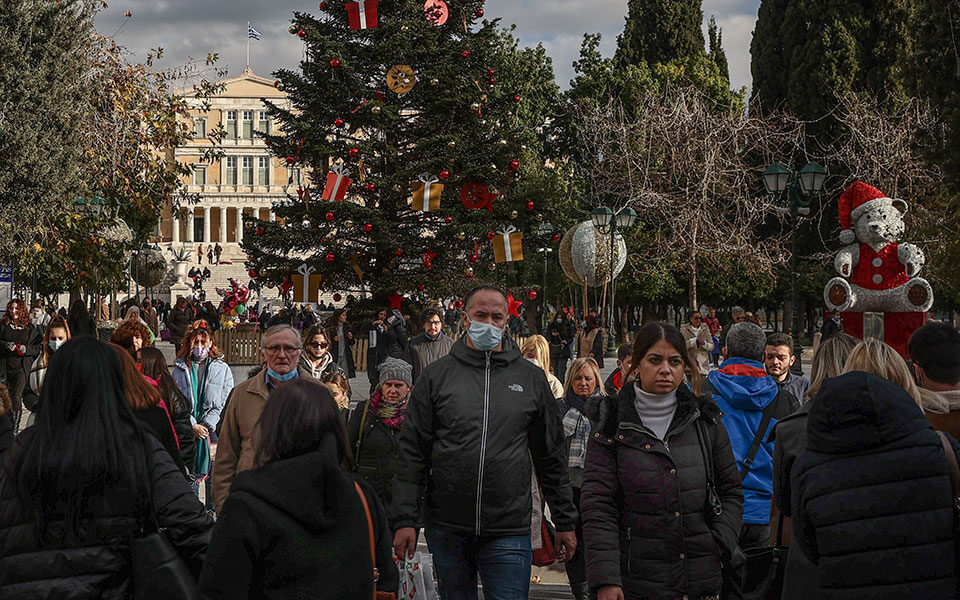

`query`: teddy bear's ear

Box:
[892,198,909,215]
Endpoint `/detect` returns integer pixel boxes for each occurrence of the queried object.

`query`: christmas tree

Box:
[242,0,567,300]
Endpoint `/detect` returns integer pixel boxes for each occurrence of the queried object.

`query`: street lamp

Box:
[591,206,637,352]
[534,222,556,332]
[762,162,827,372]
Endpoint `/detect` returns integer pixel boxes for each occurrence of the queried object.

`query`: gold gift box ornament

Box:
[291,263,322,303]
[411,173,443,212]
[493,225,523,263]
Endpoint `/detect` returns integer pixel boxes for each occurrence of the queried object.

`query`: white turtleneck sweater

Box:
[633,383,678,441]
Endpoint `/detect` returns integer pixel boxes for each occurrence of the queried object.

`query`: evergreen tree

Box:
[707,16,729,83]
[615,0,705,67]
[242,3,566,298]
[749,0,789,110]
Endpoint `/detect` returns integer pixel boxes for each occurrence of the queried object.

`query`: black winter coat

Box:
[392,335,578,535]
[547,320,573,359]
[167,307,192,343]
[198,437,398,600]
[581,383,744,599]
[327,322,356,378]
[0,323,42,374]
[348,398,401,508]
[0,427,213,597]
[134,404,186,474]
[792,371,960,600]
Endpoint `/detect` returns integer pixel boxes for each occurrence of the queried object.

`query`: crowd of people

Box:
[1,288,960,600]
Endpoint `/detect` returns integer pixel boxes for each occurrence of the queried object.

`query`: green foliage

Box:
[707,16,729,83]
[243,4,569,297]
[615,0,705,67]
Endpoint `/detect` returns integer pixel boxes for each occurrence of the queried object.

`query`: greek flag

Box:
[248,25,262,40]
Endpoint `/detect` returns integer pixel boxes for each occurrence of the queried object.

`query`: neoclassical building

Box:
[158,69,309,269]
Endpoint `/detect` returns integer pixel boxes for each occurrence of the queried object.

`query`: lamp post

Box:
[591,206,638,352]
[762,162,827,371]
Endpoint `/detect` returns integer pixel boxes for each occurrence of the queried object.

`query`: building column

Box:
[172,211,180,243]
[186,208,195,243]
[236,207,244,245]
[202,206,211,243]
[219,206,228,244]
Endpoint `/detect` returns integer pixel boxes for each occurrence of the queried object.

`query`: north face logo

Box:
[508,384,524,392]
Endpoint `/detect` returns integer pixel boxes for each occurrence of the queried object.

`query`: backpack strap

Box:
[739,398,780,483]
[353,400,372,472]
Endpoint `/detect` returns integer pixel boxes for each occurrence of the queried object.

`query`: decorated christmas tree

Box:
[242,0,569,301]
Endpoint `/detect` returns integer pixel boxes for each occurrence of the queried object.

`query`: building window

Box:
[258,156,270,185]
[242,110,254,139]
[194,117,207,139]
[225,156,237,185]
[288,167,302,186]
[241,156,254,185]
[258,110,271,136]
[225,110,238,138]
[192,165,207,185]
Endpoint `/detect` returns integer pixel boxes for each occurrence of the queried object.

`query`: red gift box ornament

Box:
[346,0,379,30]
[322,163,353,202]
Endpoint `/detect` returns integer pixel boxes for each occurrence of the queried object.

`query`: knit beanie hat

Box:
[379,357,413,387]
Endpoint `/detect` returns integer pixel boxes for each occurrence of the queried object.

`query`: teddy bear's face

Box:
[853,200,906,245]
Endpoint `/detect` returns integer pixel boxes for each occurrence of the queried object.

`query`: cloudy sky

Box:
[95,0,760,91]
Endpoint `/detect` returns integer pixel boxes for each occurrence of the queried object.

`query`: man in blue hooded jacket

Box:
[705,321,798,550]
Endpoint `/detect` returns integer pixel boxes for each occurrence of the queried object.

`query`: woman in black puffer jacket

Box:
[792,370,960,600]
[0,337,213,597]
[582,322,743,600]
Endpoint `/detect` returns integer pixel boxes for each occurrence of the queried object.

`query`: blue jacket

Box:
[707,358,783,524]
[172,357,235,434]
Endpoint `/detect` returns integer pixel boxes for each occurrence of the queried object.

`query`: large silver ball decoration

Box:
[558,221,627,287]
[130,247,168,288]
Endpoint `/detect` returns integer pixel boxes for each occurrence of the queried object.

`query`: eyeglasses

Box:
[264,345,301,355]
[307,342,329,349]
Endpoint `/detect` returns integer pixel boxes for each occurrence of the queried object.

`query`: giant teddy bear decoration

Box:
[824,181,934,314]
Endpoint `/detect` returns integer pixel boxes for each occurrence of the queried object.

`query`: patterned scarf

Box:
[369,387,409,430]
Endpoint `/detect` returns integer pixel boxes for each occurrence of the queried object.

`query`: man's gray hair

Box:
[725,322,766,362]
[731,306,745,316]
[261,324,299,346]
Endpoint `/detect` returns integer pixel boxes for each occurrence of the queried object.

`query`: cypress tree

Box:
[707,16,729,83]
[616,0,705,66]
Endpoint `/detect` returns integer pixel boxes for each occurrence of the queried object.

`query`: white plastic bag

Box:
[398,552,438,600]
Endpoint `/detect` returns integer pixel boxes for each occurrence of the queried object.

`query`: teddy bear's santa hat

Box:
[838,181,891,244]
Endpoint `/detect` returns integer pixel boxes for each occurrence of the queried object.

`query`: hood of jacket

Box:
[806,371,930,454]
[448,330,522,368]
[227,435,350,528]
[708,358,779,411]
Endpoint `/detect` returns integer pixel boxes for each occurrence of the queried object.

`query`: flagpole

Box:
[246,21,251,70]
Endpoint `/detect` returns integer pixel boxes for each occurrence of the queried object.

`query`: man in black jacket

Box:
[403,306,454,383]
[392,287,578,600]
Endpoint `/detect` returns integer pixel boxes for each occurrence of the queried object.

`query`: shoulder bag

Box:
[355,481,397,600]
[936,431,960,533]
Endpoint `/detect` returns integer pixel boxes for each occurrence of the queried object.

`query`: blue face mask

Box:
[48,340,65,352]
[267,368,298,382]
[467,319,504,351]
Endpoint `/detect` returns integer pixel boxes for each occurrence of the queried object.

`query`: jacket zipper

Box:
[625,526,633,574]
[476,352,491,535]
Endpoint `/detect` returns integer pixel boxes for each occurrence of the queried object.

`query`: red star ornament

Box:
[507,292,523,319]
[421,248,438,270]
[388,292,404,311]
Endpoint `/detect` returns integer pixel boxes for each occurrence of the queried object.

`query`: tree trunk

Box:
[783,300,794,335]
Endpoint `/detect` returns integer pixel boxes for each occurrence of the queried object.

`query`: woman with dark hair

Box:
[107,343,185,473]
[547,310,574,382]
[0,299,43,434]
[0,337,212,595]
[141,346,195,477]
[24,316,71,424]
[579,314,605,368]
[326,308,356,378]
[299,324,342,380]
[66,298,97,336]
[168,297,192,353]
[582,322,743,600]
[198,379,398,599]
[201,301,221,332]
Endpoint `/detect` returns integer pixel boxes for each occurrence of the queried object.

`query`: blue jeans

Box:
[425,527,531,600]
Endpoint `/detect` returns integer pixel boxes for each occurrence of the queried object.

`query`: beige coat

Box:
[212,366,319,513]
[680,323,714,376]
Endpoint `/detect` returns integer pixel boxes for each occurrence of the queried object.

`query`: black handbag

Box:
[740,512,788,600]
[131,467,199,599]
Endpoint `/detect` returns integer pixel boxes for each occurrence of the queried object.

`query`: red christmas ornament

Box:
[488,77,495,84]
[325,253,335,262]
[256,227,265,236]
[439,170,450,180]
[487,69,495,76]
[469,253,478,263]
[363,223,373,232]
[285,156,295,164]
[460,181,498,211]
[325,212,335,221]
[552,233,560,242]
[248,270,258,278]
[444,216,453,223]
[365,183,376,191]
[273,80,282,88]
[509,160,520,170]
[264,138,271,146]
[526,200,535,210]
[527,290,538,300]
[507,293,523,318]
[475,8,483,16]
[330,58,341,67]
[321,238,328,243]
[486,231,495,240]
[394,248,404,256]
[319,1,328,8]
[418,284,425,291]
[334,118,344,128]
[388,293,404,310]
[298,29,306,37]
[461,50,470,58]
[348,147,360,158]
[513,95,521,103]
[333,293,342,302]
